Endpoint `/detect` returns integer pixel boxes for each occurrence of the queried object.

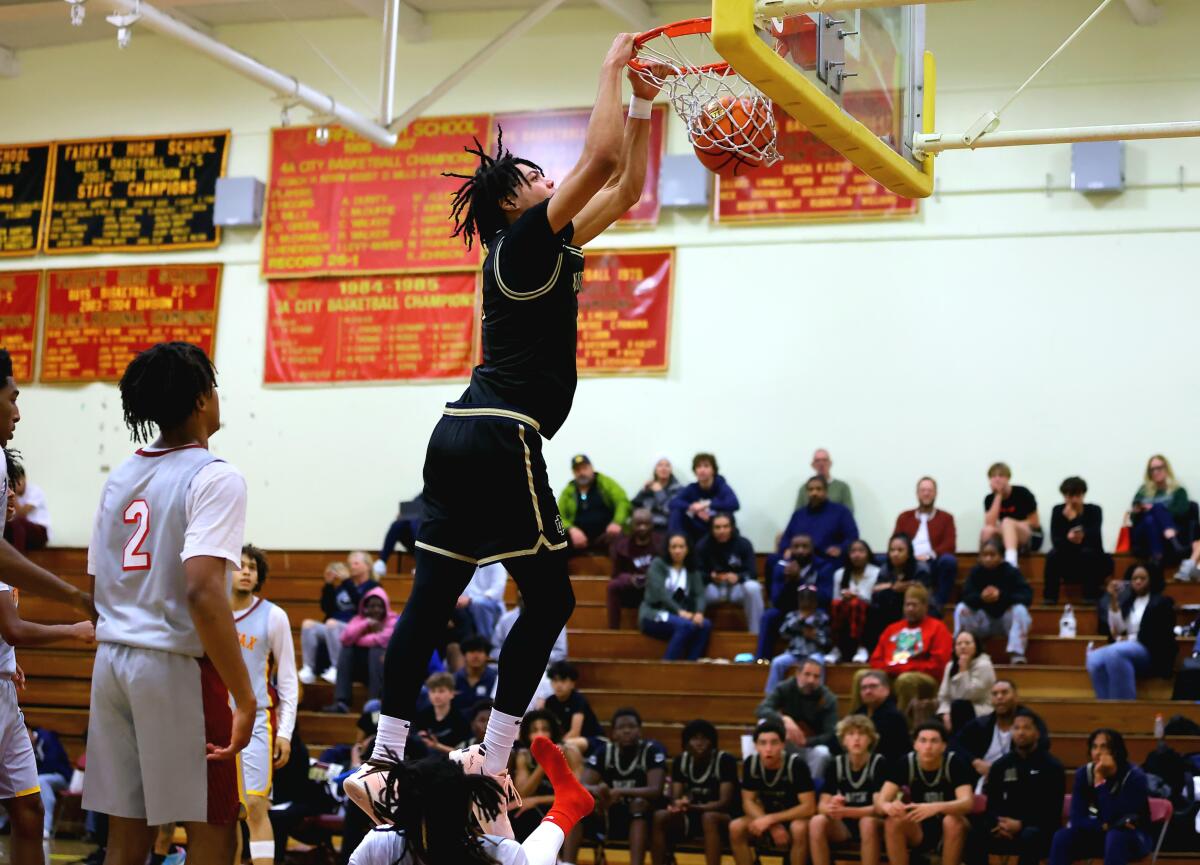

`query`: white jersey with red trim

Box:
[89,444,247,657]
[0,454,14,676]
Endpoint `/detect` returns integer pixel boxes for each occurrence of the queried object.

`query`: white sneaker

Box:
[1178,559,1197,582]
[851,647,869,664]
[298,666,316,685]
[320,667,338,685]
[344,760,394,826]
[823,648,842,664]
[373,558,387,578]
[449,743,521,839]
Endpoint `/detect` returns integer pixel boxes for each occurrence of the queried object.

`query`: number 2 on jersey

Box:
[123,499,152,570]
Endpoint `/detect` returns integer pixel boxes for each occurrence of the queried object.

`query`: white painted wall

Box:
[1,0,1197,552]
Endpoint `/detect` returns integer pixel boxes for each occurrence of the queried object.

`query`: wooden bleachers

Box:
[15,547,1200,777]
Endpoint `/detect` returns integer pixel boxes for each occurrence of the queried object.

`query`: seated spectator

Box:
[493,593,567,709]
[856,585,952,716]
[463,698,492,748]
[778,476,859,572]
[5,463,50,552]
[1179,538,1200,582]
[324,586,396,713]
[1049,729,1152,865]
[452,635,497,717]
[411,671,470,755]
[758,534,833,660]
[371,493,424,577]
[729,719,816,865]
[669,453,740,544]
[829,539,880,663]
[457,562,508,642]
[544,660,603,756]
[796,448,855,513]
[1129,454,1191,564]
[300,554,378,685]
[569,708,667,865]
[894,477,958,607]
[981,462,1042,567]
[512,709,585,841]
[1088,562,1177,700]
[764,588,832,693]
[956,680,1050,786]
[936,630,995,735]
[29,724,72,840]
[863,533,934,658]
[967,709,1065,865]
[639,534,711,661]
[810,715,887,865]
[1045,477,1112,603]
[954,537,1033,664]
[880,723,974,865]
[650,719,739,865]
[757,656,837,779]
[607,508,662,629]
[850,671,911,762]
[695,513,764,635]
[559,454,631,552]
[632,457,683,532]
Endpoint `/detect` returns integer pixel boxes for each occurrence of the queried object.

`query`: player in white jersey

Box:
[350,736,593,865]
[83,342,256,865]
[0,349,98,865]
[231,544,298,865]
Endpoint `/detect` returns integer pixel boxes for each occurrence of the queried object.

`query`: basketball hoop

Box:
[630,18,782,172]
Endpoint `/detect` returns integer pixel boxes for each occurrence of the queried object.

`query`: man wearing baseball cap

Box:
[557,455,631,552]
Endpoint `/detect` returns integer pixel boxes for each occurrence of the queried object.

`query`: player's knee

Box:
[942,814,966,836]
[730,817,747,839]
[701,810,724,828]
[810,814,828,836]
[790,819,808,840]
[652,809,670,828]
[628,797,651,816]
[860,816,882,839]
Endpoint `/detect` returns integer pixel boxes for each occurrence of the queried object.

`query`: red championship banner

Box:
[41,265,221,383]
[495,107,666,227]
[0,271,40,381]
[714,108,918,223]
[264,272,478,384]
[263,117,491,279]
[578,249,672,375]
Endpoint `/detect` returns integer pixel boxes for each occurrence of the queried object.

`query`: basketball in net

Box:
[691,95,775,176]
[628,17,781,177]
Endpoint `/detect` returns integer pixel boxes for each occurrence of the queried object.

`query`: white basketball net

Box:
[630,24,782,170]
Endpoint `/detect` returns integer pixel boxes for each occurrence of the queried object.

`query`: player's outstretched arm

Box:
[545,34,633,235]
[0,539,94,618]
[186,555,256,760]
[571,67,664,247]
[0,591,94,648]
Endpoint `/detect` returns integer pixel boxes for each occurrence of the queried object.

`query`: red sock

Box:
[530,735,594,833]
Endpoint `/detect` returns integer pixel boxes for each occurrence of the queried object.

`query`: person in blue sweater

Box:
[757,534,834,659]
[1049,729,1152,865]
[777,477,859,572]
[30,724,73,839]
[668,453,740,543]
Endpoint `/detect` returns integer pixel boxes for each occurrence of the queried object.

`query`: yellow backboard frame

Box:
[711,0,936,199]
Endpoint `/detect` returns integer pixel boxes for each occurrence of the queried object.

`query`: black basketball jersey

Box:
[462,199,584,439]
[587,739,668,790]
[889,752,973,805]
[821,752,887,808]
[741,753,813,815]
[672,750,738,806]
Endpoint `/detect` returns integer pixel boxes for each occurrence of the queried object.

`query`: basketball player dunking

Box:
[83,342,255,865]
[346,35,663,834]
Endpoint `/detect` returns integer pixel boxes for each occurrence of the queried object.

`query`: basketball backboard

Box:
[712,0,935,198]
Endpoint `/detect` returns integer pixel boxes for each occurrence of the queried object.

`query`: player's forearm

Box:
[0,541,85,608]
[581,59,625,169]
[187,568,255,707]
[0,620,79,647]
[614,116,652,202]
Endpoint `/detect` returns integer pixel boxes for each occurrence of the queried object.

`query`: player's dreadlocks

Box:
[368,752,505,864]
[119,341,217,443]
[444,127,545,250]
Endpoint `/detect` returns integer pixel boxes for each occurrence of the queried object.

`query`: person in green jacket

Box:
[558,454,631,552]
[1130,453,1190,563]
[639,534,711,660]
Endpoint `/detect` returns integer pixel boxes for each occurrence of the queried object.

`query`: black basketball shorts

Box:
[415,404,568,566]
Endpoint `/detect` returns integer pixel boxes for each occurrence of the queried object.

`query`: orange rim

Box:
[629,17,731,76]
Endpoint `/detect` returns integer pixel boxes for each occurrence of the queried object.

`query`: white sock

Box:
[518,822,566,865]
[1004,548,1018,567]
[482,708,523,775]
[371,714,410,763]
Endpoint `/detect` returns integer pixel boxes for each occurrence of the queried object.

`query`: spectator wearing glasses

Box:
[1129,454,1190,564]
